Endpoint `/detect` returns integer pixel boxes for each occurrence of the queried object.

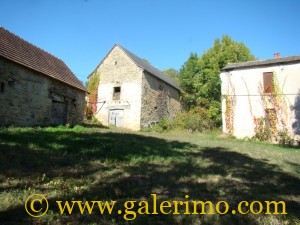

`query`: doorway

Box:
[109,109,124,127]
[51,101,68,125]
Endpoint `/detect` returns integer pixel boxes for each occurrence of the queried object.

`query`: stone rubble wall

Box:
[0,57,85,126]
[141,71,181,128]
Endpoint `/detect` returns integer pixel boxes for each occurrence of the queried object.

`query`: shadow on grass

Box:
[0,129,299,224]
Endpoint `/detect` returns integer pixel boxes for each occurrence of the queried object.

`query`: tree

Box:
[162,68,179,83]
[178,53,201,108]
[179,35,255,126]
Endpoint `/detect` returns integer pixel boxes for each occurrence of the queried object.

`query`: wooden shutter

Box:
[263,72,273,93]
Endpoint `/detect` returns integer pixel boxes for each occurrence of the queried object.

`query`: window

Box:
[113,86,121,100]
[0,82,4,93]
[115,61,117,65]
[263,72,273,93]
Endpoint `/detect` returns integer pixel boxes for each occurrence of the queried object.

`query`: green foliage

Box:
[91,116,100,124]
[178,53,200,109]
[86,72,100,113]
[147,118,176,132]
[177,107,220,132]
[86,72,100,97]
[179,35,255,126]
[146,106,221,133]
[179,112,206,132]
[277,129,294,146]
[85,105,93,120]
[72,125,86,132]
[253,120,296,146]
[162,68,180,83]
[253,117,272,142]
[142,118,174,133]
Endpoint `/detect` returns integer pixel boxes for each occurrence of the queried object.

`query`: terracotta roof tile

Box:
[0,27,86,92]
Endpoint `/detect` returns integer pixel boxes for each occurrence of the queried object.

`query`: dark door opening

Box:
[51,101,68,125]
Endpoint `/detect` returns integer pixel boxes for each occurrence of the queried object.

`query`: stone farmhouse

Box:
[220,54,300,141]
[88,44,181,130]
[0,27,86,126]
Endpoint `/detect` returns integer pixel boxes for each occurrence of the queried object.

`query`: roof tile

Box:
[0,27,86,92]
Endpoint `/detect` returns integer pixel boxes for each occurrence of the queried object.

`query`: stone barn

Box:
[88,44,181,130]
[220,54,300,142]
[0,27,86,126]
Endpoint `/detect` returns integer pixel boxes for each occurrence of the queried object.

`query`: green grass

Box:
[0,126,299,225]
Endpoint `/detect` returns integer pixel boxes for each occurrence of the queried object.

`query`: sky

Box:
[0,0,299,84]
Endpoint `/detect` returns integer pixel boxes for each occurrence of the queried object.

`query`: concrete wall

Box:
[0,57,85,126]
[95,46,143,130]
[140,71,181,128]
[221,62,300,139]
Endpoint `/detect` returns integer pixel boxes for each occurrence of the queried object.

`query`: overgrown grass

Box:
[0,126,299,224]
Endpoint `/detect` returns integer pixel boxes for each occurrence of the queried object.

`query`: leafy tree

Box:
[162,68,179,83]
[179,35,255,126]
[178,53,201,108]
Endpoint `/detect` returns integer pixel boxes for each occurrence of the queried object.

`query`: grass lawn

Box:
[0,126,299,225]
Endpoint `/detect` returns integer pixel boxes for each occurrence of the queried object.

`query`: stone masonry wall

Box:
[141,71,181,128]
[0,57,85,126]
[95,46,143,130]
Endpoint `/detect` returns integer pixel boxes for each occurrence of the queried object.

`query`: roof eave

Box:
[222,56,300,71]
[142,69,181,91]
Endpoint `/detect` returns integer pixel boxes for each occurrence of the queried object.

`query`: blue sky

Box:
[0,0,299,84]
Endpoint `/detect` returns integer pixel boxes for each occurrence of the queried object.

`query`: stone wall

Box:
[140,71,181,128]
[0,57,85,126]
[95,46,143,130]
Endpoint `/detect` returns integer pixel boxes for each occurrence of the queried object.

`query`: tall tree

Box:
[179,35,255,124]
[178,53,201,108]
[162,68,179,83]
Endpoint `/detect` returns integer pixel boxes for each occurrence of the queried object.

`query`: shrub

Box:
[145,118,175,133]
[177,106,220,132]
[277,129,294,146]
[84,105,93,120]
[145,106,221,133]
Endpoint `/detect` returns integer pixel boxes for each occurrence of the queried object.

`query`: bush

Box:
[144,118,175,133]
[177,106,220,132]
[145,106,221,133]
[85,105,93,120]
[277,129,294,146]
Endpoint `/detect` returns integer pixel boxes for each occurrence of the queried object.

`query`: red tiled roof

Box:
[0,27,86,92]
